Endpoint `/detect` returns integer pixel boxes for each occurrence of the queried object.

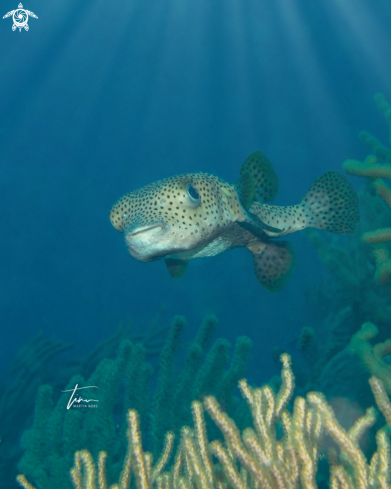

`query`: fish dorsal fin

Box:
[248,240,296,292]
[165,258,189,279]
[235,171,255,210]
[240,151,279,203]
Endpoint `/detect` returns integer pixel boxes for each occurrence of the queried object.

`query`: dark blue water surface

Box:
[1,0,390,381]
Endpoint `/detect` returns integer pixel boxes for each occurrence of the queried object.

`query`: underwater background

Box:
[1,0,391,487]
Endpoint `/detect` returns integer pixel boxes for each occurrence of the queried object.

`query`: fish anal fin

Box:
[235,172,255,210]
[248,240,296,292]
[165,258,189,279]
[300,171,360,234]
[240,151,279,203]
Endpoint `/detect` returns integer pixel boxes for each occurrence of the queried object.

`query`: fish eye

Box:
[187,184,201,204]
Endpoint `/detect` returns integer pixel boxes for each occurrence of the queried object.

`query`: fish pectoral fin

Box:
[235,171,255,210]
[164,258,189,279]
[248,240,296,292]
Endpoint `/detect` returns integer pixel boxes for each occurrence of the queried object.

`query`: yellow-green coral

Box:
[343,93,391,285]
[17,353,391,489]
[344,156,391,181]
[16,315,254,489]
[349,322,391,395]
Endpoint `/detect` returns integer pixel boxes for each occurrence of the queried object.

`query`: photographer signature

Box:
[62,384,99,409]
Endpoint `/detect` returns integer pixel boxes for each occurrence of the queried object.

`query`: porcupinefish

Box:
[110,151,359,292]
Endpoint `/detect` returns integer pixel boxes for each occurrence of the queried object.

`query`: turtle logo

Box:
[3,3,38,31]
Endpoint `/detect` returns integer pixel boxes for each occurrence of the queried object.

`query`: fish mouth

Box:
[124,223,166,262]
[128,224,163,237]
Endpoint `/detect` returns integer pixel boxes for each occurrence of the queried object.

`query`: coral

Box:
[0,332,72,489]
[79,306,169,376]
[303,227,391,394]
[348,322,391,395]
[305,226,391,334]
[294,326,318,371]
[343,93,391,285]
[303,184,391,396]
[17,354,391,489]
[16,315,252,489]
[276,93,391,438]
[0,311,169,489]
[305,227,389,323]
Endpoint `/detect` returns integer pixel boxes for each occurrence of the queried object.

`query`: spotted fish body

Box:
[110,151,359,292]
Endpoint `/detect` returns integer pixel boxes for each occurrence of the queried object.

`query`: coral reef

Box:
[0,332,72,489]
[17,354,391,489]
[343,93,391,286]
[297,94,391,407]
[348,322,391,394]
[296,228,390,405]
[305,227,390,333]
[304,169,391,351]
[0,310,168,489]
[16,315,252,489]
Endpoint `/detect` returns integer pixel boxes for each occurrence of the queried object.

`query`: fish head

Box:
[110,172,244,262]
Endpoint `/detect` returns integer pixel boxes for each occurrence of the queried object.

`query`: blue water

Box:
[0,0,391,482]
[1,0,390,373]
[1,0,390,362]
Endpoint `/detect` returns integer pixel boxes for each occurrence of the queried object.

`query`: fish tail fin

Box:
[238,151,279,203]
[248,240,296,292]
[299,171,359,234]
